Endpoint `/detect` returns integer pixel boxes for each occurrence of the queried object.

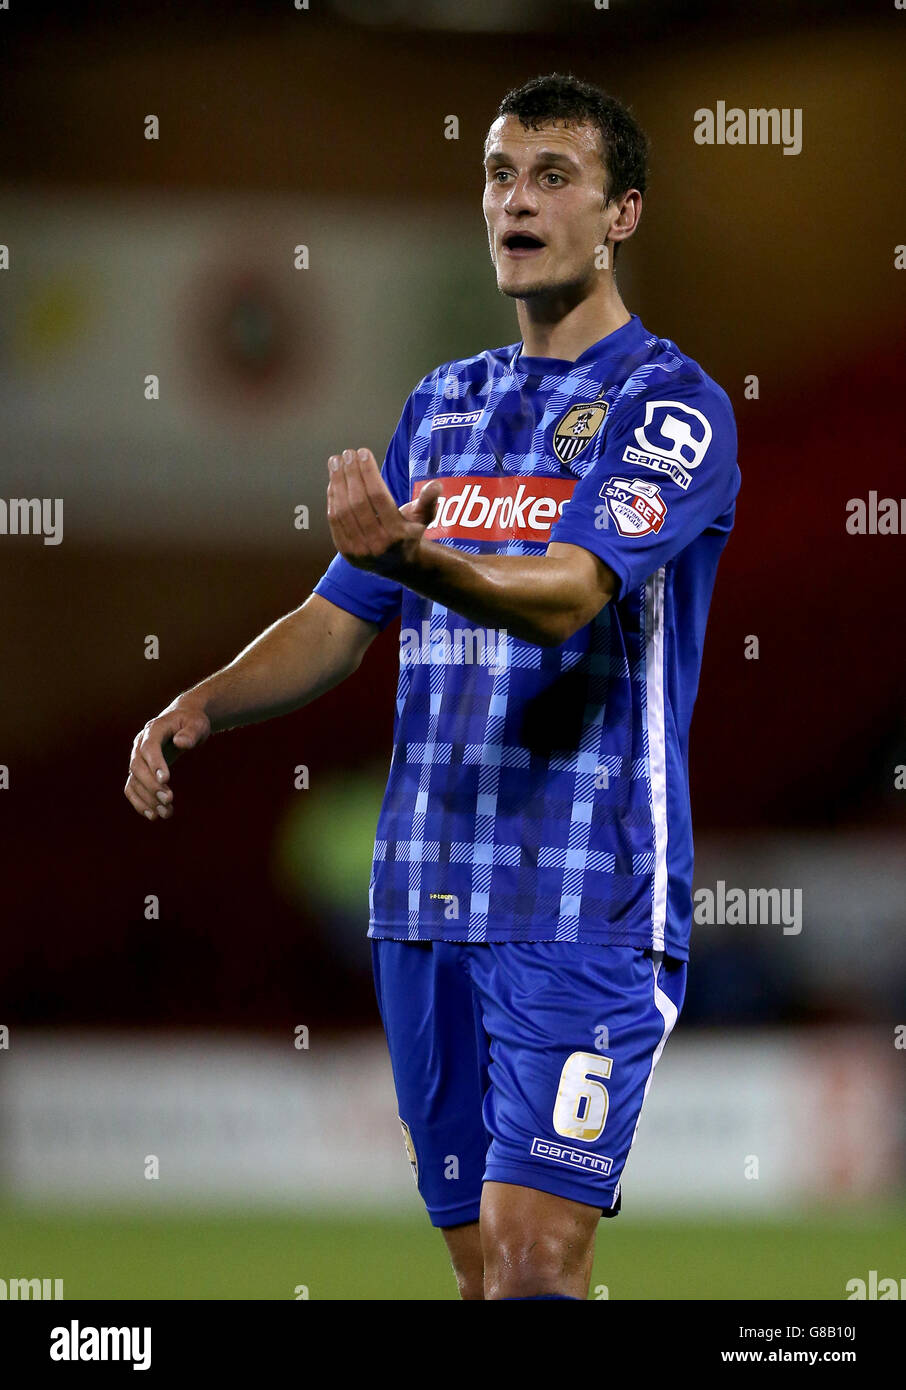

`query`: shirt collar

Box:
[510,313,650,376]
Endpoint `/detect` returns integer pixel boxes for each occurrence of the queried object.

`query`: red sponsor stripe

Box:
[414,475,576,542]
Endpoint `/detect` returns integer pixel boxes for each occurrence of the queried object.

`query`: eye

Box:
[545,173,564,186]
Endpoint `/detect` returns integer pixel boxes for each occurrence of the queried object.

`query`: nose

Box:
[502,172,538,216]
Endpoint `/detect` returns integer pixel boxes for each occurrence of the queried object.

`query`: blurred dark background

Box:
[2,0,905,1037]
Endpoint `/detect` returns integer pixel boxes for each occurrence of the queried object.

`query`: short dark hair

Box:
[493,73,649,252]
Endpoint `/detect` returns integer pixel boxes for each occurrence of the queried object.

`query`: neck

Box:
[515,275,630,361]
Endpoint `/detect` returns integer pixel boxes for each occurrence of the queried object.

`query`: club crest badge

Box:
[553,391,610,464]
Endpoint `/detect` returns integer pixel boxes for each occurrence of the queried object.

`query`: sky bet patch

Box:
[600,476,668,537]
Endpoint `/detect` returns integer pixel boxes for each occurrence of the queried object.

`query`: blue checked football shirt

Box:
[314,314,740,958]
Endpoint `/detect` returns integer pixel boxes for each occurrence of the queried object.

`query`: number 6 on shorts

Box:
[552,1051,614,1142]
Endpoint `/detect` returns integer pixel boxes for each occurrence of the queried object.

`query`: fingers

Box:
[407,479,444,525]
[327,447,401,562]
[327,452,373,557]
[354,449,405,530]
[124,772,170,821]
[125,706,211,822]
[125,713,186,821]
[126,728,172,821]
[135,723,171,783]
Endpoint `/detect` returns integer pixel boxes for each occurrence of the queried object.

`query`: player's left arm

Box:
[326,447,616,646]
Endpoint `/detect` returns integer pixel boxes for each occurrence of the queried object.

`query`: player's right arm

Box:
[124,594,378,822]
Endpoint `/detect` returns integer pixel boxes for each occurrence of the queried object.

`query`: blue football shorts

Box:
[371,939,686,1227]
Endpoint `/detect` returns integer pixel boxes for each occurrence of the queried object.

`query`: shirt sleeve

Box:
[549,376,740,600]
[312,391,415,630]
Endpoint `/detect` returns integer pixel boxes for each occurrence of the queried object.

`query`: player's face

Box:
[482,116,612,301]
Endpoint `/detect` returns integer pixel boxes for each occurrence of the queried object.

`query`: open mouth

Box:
[502,231,546,256]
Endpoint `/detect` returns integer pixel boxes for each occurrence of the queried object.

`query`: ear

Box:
[607,189,643,248]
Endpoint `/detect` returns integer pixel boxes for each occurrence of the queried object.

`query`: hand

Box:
[326,447,443,575]
[124,702,211,821]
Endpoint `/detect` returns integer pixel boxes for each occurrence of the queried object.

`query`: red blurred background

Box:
[2,0,904,1035]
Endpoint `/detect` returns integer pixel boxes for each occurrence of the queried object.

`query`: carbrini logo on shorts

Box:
[531,1137,613,1175]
